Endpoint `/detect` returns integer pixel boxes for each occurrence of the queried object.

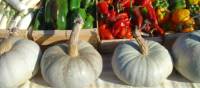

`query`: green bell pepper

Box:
[82,0,95,9]
[69,0,81,11]
[56,0,68,29]
[69,8,87,29]
[44,0,52,23]
[189,4,200,14]
[171,0,186,10]
[153,0,169,9]
[83,14,94,29]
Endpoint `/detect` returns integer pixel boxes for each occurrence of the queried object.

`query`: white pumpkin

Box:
[112,29,173,87]
[172,30,200,82]
[41,17,102,88]
[0,36,41,88]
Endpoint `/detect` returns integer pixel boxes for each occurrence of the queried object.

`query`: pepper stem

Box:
[133,26,148,55]
[68,16,84,57]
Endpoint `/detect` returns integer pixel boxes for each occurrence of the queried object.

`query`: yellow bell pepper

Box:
[172,9,190,24]
[156,8,170,24]
[184,18,195,27]
[182,18,195,32]
[189,0,199,5]
[181,26,194,32]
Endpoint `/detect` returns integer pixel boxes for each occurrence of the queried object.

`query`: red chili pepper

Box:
[136,0,158,24]
[126,28,133,39]
[112,18,130,34]
[135,0,151,6]
[145,5,165,36]
[112,17,132,39]
[104,0,113,4]
[116,13,129,21]
[154,24,165,36]
[107,9,116,21]
[145,4,158,24]
[119,27,127,38]
[97,1,109,15]
[116,26,132,39]
[120,0,135,8]
[144,23,151,32]
[133,7,143,30]
[99,22,114,40]
[137,0,165,36]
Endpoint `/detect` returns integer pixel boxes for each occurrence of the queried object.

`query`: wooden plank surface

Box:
[19,53,200,88]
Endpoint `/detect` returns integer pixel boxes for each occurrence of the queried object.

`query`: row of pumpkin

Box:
[1,0,200,40]
[0,16,200,88]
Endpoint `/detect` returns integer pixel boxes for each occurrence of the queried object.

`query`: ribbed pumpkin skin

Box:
[0,37,41,88]
[172,30,200,82]
[41,41,102,88]
[112,40,173,87]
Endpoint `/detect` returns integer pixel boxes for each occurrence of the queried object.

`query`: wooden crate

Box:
[98,32,186,53]
[0,29,99,47]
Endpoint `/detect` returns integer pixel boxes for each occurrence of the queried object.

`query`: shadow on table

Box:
[167,70,191,83]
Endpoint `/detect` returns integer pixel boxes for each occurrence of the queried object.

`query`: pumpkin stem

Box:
[27,27,34,40]
[133,26,149,55]
[8,28,18,37]
[68,16,84,57]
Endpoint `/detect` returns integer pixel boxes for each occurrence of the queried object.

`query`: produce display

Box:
[0,0,40,30]
[0,36,41,87]
[172,30,200,82]
[37,0,96,30]
[97,0,200,40]
[1,0,200,87]
[40,17,102,88]
[112,27,173,86]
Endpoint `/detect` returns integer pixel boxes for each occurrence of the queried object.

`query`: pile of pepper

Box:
[97,0,200,40]
[97,0,165,40]
[98,2,133,39]
[154,0,200,33]
[35,0,96,30]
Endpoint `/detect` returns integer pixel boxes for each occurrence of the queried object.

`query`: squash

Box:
[41,17,102,88]
[172,30,200,82]
[0,34,41,87]
[112,28,173,87]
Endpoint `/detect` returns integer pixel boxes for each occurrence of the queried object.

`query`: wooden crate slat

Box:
[0,29,99,46]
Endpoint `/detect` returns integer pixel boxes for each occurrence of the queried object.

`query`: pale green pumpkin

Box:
[112,29,173,87]
[172,30,200,82]
[40,17,103,88]
[0,36,41,88]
